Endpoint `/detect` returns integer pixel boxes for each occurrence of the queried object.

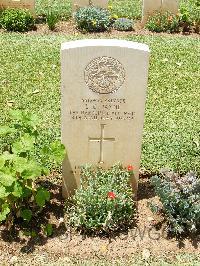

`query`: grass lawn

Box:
[35,0,198,20]
[0,33,199,174]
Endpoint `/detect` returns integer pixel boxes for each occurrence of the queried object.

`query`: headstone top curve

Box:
[61,39,150,53]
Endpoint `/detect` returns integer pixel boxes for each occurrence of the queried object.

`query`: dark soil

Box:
[0,173,199,265]
[0,19,199,38]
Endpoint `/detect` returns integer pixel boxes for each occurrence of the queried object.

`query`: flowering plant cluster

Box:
[151,169,200,235]
[0,8,35,32]
[66,164,135,234]
[145,11,180,33]
[113,17,133,31]
[74,6,111,32]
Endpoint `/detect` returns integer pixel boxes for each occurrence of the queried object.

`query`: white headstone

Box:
[162,0,179,14]
[61,39,150,198]
[142,0,179,24]
[72,0,108,12]
[0,0,35,15]
[142,0,161,24]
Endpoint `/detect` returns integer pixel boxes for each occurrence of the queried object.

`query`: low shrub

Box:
[0,110,65,227]
[151,169,200,235]
[1,8,35,32]
[146,11,179,33]
[66,164,136,234]
[179,1,200,33]
[113,17,133,31]
[179,6,193,32]
[46,9,59,30]
[74,6,111,32]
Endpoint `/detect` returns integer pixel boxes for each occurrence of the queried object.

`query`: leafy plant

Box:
[151,169,200,235]
[145,11,180,33]
[0,109,65,227]
[179,6,193,32]
[74,6,111,32]
[179,1,200,33]
[113,17,133,31]
[1,8,35,32]
[46,9,59,30]
[66,164,136,234]
[43,223,53,236]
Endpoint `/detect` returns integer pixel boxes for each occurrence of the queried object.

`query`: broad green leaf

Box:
[0,172,15,187]
[9,109,23,121]
[25,113,40,129]
[0,186,9,199]
[44,223,53,237]
[10,110,40,130]
[0,126,15,136]
[21,209,32,222]
[42,141,66,164]
[22,187,32,198]
[21,160,41,180]
[12,134,35,154]
[35,187,50,208]
[0,156,5,169]
[23,230,37,237]
[50,141,66,162]
[2,151,16,161]
[13,156,28,173]
[0,203,10,222]
[41,167,50,176]
[12,182,23,197]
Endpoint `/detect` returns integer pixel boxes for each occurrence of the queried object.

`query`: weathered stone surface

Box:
[0,0,35,14]
[61,39,150,197]
[142,0,179,24]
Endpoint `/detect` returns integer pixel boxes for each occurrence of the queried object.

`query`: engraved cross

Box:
[89,124,115,164]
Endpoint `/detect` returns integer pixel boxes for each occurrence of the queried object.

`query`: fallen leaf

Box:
[32,90,40,95]
[7,100,14,107]
[142,248,151,260]
[176,62,182,67]
[162,58,169,63]
[147,216,155,222]
[100,244,108,253]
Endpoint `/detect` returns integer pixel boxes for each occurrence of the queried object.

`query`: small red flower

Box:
[107,191,116,200]
[127,165,134,171]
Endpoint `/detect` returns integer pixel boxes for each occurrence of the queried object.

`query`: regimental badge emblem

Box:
[84,56,125,94]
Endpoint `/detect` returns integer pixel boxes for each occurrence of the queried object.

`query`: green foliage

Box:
[0,8,35,32]
[0,109,65,226]
[0,34,199,175]
[43,223,53,236]
[74,6,111,32]
[109,0,142,19]
[146,11,180,33]
[151,170,200,235]
[46,9,59,30]
[179,0,200,33]
[36,0,71,21]
[66,164,135,234]
[113,18,133,31]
